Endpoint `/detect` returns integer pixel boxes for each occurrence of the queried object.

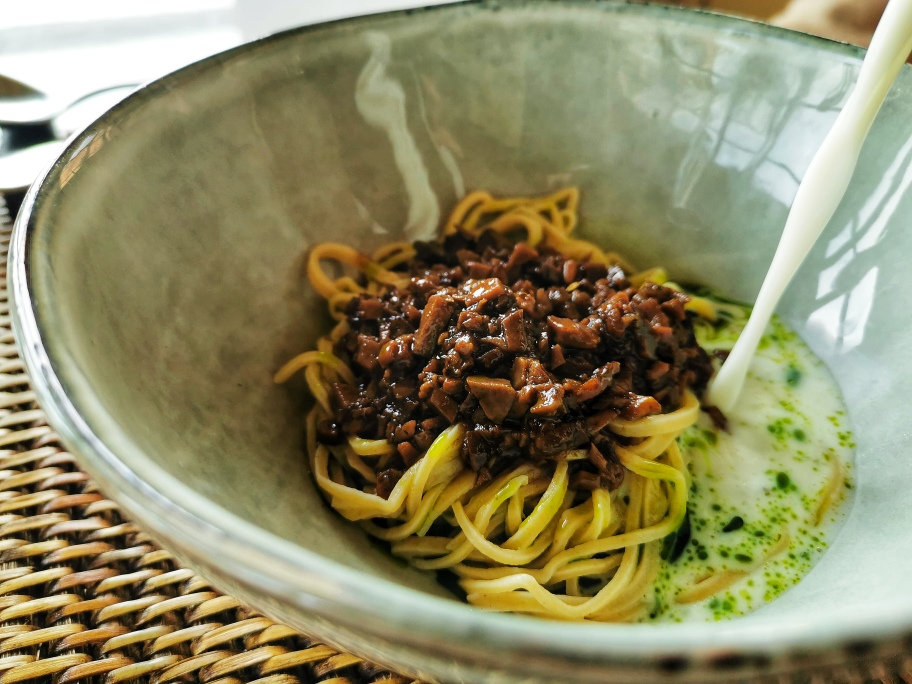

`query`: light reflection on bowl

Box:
[9,2,912,681]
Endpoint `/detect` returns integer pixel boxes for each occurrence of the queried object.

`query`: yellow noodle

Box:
[274,350,355,385]
[362,482,446,542]
[343,449,378,483]
[372,241,417,269]
[410,508,511,570]
[630,267,668,288]
[505,489,525,536]
[304,364,331,413]
[348,438,395,457]
[549,501,593,557]
[684,295,718,321]
[608,390,700,438]
[402,425,464,518]
[576,488,614,544]
[444,190,493,234]
[307,242,409,300]
[503,461,569,550]
[814,456,845,526]
[675,570,749,605]
[454,502,557,566]
[417,470,477,536]
[281,188,727,621]
[463,465,537,519]
[675,531,791,604]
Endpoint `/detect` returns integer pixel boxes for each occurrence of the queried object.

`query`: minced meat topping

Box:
[321,230,713,497]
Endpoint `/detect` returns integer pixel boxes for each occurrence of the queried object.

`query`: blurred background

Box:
[0,0,885,104]
[669,0,788,15]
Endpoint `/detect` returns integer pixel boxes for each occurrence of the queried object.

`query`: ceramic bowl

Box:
[10,2,912,681]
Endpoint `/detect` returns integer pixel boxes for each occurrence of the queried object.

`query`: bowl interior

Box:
[19,0,912,650]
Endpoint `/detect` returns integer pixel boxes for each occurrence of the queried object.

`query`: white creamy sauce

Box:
[355,31,440,241]
[651,302,854,621]
[706,0,912,411]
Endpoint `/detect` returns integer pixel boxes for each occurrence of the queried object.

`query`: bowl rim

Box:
[9,0,911,671]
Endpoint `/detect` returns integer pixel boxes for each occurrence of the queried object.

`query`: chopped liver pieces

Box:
[326,230,712,496]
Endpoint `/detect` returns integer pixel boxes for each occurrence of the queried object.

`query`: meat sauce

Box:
[321,231,713,497]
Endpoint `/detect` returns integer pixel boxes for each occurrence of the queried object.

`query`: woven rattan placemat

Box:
[0,195,413,684]
[0,191,909,684]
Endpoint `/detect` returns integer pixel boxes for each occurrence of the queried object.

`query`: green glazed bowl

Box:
[10,2,912,681]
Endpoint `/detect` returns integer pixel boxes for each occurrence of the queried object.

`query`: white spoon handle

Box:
[706,0,912,412]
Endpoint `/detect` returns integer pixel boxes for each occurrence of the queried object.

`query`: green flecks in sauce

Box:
[647,302,854,623]
[767,418,793,444]
[785,364,802,386]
